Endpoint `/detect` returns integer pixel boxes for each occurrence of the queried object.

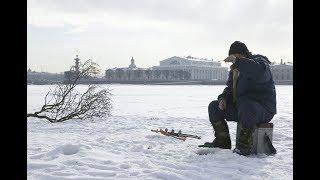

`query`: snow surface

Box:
[27,85,293,180]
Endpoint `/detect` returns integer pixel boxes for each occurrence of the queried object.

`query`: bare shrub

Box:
[27,59,112,123]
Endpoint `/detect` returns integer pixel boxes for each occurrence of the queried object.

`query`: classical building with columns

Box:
[152,56,228,81]
[270,59,293,81]
[105,56,228,81]
[105,56,192,81]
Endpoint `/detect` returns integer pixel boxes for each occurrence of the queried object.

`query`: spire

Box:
[74,55,80,72]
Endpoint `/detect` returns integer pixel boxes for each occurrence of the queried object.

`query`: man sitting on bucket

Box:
[199,41,277,156]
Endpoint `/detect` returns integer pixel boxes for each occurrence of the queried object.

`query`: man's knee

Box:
[208,100,224,124]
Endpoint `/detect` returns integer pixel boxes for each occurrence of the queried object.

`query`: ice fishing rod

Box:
[151,128,201,141]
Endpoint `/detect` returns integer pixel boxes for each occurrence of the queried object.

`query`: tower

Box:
[75,55,80,72]
[129,56,137,69]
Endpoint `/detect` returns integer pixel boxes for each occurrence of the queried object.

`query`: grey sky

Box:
[27,0,293,73]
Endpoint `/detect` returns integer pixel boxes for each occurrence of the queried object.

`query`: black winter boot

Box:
[234,125,254,156]
[200,120,231,149]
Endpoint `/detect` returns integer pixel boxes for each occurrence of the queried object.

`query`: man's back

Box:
[233,54,277,114]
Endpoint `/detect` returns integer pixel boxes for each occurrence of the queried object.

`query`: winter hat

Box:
[228,41,250,56]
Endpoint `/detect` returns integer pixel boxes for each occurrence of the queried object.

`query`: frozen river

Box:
[27,85,293,179]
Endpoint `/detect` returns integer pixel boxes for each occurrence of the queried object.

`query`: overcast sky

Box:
[27,0,292,73]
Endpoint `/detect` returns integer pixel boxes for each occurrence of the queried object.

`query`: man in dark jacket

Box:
[200,41,277,156]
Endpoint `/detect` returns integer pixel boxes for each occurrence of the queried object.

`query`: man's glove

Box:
[218,97,227,111]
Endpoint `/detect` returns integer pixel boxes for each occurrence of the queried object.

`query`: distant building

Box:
[129,57,137,69]
[74,55,80,72]
[270,59,293,81]
[64,55,81,81]
[105,57,192,81]
[105,56,228,81]
[27,70,64,84]
[152,56,228,80]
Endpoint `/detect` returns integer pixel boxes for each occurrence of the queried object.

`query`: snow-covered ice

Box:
[27,85,293,180]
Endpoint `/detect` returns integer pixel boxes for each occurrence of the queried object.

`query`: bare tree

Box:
[105,69,114,80]
[27,59,112,123]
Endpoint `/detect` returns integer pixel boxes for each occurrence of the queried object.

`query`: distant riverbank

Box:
[27,80,293,85]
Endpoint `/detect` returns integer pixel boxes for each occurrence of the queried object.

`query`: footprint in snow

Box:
[29,143,81,160]
[119,164,131,169]
[195,148,221,155]
[61,144,80,155]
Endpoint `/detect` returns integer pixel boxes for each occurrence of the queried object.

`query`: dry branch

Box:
[27,59,112,123]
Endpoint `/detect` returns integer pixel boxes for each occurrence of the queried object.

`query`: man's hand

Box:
[218,98,227,111]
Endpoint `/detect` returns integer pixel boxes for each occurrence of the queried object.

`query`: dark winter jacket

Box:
[218,54,277,114]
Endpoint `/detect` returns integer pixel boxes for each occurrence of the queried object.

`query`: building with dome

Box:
[270,59,293,81]
[105,56,228,82]
[129,57,137,69]
[152,56,228,81]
